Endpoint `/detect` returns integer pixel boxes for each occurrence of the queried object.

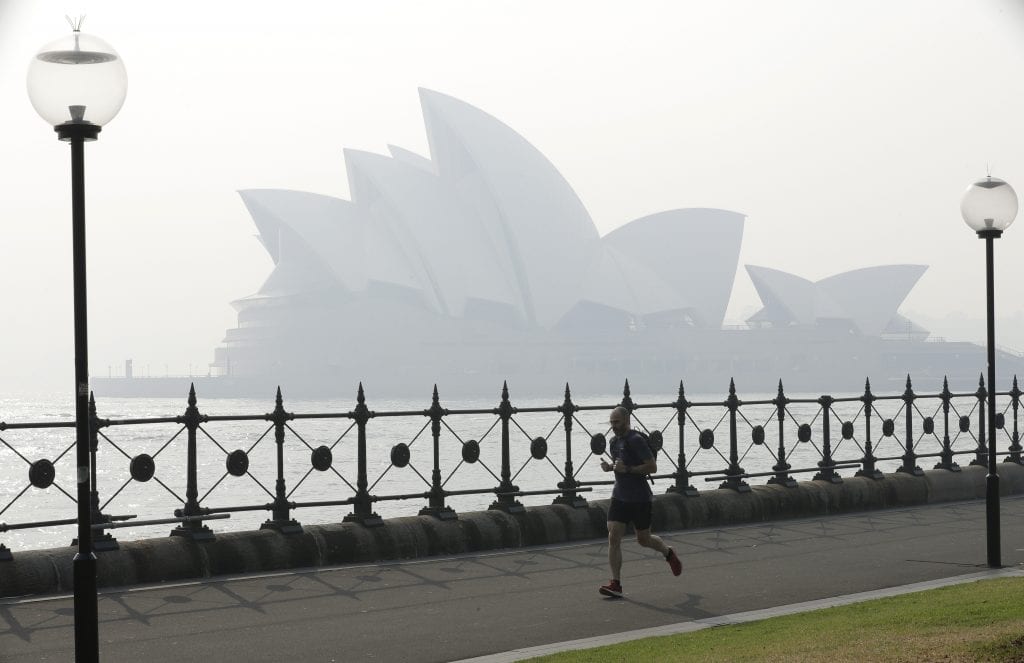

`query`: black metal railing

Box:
[1,374,1022,558]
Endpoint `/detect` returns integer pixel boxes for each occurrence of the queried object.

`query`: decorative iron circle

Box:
[311,445,333,472]
[922,417,935,435]
[996,413,1005,430]
[531,437,548,460]
[797,424,812,443]
[882,419,895,437]
[751,425,765,445]
[841,421,854,440]
[699,429,714,450]
[648,430,664,453]
[462,439,480,464]
[590,433,607,456]
[390,443,411,468]
[959,415,971,433]
[226,449,249,477]
[28,459,55,489]
[130,453,156,482]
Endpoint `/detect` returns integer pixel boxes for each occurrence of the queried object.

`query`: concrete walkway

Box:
[2,495,1022,662]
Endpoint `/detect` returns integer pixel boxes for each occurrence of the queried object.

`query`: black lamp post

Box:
[27,19,127,663]
[960,175,1018,569]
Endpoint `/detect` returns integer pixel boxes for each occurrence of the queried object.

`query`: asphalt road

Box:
[2,495,1022,662]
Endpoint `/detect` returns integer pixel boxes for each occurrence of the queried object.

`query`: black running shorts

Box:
[607,498,653,530]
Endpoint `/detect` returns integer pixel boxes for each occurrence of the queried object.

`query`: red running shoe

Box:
[599,579,623,598]
[666,547,682,576]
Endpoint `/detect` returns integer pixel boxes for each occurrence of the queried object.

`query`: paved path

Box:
[2,495,1023,662]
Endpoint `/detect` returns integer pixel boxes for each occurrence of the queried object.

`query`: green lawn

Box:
[526,577,1024,662]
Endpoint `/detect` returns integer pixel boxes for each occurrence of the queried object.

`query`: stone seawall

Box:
[4,464,1023,598]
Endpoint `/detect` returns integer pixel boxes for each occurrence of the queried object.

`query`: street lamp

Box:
[27,18,126,663]
[960,175,1018,569]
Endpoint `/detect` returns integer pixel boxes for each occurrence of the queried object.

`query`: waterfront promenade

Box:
[2,495,1022,662]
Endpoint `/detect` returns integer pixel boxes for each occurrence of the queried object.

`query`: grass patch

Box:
[526,577,1024,662]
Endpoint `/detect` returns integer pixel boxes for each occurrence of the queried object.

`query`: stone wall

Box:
[3,464,1022,598]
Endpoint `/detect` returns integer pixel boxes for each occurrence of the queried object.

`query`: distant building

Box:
[745,265,929,338]
[179,89,1004,397]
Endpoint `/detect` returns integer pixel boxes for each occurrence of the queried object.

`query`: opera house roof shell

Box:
[216,88,931,392]
[745,265,928,336]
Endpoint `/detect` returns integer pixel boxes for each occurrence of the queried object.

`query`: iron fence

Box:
[1,374,1022,558]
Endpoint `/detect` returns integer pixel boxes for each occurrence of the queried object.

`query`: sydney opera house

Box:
[105,89,1018,398]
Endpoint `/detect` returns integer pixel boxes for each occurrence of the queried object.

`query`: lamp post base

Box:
[73,552,99,662]
[986,472,1001,568]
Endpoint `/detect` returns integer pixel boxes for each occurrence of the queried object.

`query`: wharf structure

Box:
[96,89,1021,398]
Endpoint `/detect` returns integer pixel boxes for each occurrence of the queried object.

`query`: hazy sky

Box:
[2,0,1024,394]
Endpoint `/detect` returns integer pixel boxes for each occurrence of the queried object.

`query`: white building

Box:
[206,89,977,397]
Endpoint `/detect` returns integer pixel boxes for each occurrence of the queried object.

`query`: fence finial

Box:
[729,378,736,396]
[188,382,197,407]
[564,382,571,399]
[275,386,283,407]
[621,379,634,411]
[501,380,509,401]
[357,382,365,404]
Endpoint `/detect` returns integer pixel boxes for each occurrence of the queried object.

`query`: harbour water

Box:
[0,385,984,552]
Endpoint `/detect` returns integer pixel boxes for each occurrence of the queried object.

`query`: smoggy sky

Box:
[2,0,1024,394]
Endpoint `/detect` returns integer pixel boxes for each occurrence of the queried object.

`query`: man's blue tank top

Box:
[610,430,653,502]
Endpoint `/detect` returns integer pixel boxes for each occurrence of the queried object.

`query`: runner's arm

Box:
[629,457,657,475]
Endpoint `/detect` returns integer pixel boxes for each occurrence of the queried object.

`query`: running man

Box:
[599,406,681,597]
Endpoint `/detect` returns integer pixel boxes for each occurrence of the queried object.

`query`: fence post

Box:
[814,394,842,483]
[620,379,634,412]
[971,374,988,467]
[668,381,698,496]
[935,376,960,471]
[0,411,7,558]
[856,378,883,480]
[344,383,383,526]
[87,392,118,551]
[897,375,924,476]
[490,381,524,513]
[0,404,6,557]
[421,385,457,520]
[1005,376,1022,465]
[171,383,214,540]
[262,387,301,533]
[768,380,796,487]
[719,379,750,492]
[554,383,587,507]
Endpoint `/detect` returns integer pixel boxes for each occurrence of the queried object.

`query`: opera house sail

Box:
[97,89,1021,398]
